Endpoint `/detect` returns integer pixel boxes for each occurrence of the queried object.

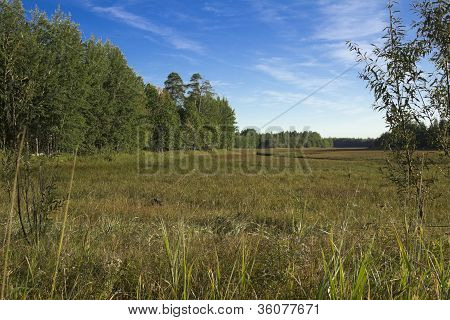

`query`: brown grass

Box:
[0,149,448,299]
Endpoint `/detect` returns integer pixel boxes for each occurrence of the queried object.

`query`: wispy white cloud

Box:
[88,5,204,53]
[202,2,238,17]
[254,57,347,90]
[260,90,307,107]
[234,88,369,123]
[310,0,386,65]
[210,80,233,87]
[314,0,385,41]
[255,59,303,85]
[248,0,286,23]
[245,0,310,41]
[256,89,369,117]
[164,53,199,65]
[324,41,381,64]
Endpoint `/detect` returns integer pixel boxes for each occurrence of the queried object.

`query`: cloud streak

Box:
[248,0,286,23]
[314,0,385,41]
[310,0,386,64]
[88,5,204,53]
[254,57,346,90]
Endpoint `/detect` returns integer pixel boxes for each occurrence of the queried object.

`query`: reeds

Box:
[1,130,26,299]
[50,148,78,299]
[161,221,193,299]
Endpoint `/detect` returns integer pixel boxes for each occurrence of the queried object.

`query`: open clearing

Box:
[0,149,448,299]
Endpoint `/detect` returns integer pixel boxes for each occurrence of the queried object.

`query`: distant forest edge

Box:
[234,120,445,149]
[330,120,445,149]
[0,1,444,154]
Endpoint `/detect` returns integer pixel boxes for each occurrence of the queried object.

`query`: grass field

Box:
[0,148,449,299]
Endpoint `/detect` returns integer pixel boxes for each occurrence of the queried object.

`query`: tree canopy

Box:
[0,0,237,153]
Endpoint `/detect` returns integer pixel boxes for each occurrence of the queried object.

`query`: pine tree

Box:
[164,72,185,108]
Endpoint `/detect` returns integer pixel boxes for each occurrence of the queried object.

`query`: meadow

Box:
[0,148,448,299]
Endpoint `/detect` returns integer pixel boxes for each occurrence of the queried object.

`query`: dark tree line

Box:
[329,120,448,149]
[374,120,448,150]
[235,129,333,149]
[234,122,449,150]
[331,121,448,149]
[0,1,236,153]
[331,138,375,148]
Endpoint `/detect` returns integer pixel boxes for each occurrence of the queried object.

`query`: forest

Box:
[0,0,236,154]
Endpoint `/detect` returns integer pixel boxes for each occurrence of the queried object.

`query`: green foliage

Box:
[0,1,147,153]
[0,0,36,149]
[332,138,375,148]
[348,0,449,220]
[374,120,449,150]
[164,72,185,108]
[413,0,450,155]
[235,130,333,149]
[145,85,181,151]
[0,2,238,154]
[0,149,62,245]
[145,73,236,151]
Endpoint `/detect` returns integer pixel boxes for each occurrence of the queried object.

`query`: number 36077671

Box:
[257,303,319,315]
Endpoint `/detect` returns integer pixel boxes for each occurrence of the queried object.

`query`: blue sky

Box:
[22,0,415,138]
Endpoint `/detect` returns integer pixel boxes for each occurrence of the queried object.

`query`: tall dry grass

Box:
[0,149,448,299]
